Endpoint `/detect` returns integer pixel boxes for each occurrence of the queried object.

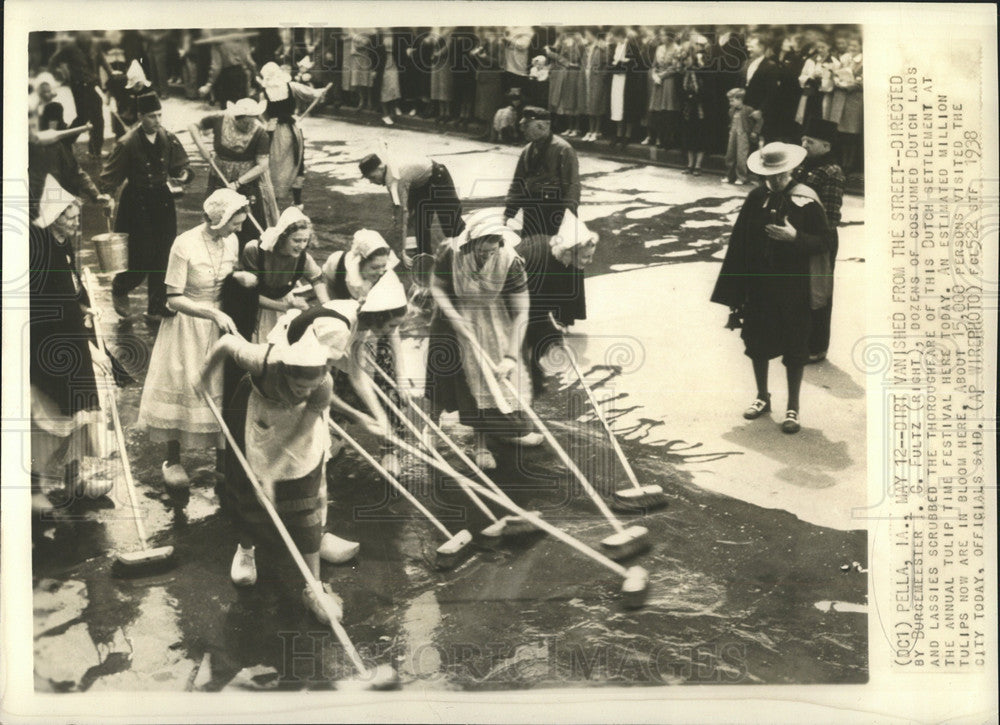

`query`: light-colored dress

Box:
[609,41,628,122]
[446,238,530,411]
[380,50,401,103]
[137,224,238,448]
[263,81,327,205]
[829,53,862,134]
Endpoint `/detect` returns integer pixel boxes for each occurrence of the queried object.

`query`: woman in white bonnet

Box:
[258,61,329,208]
[29,176,115,511]
[199,328,344,624]
[137,188,253,495]
[425,210,543,471]
[241,205,329,343]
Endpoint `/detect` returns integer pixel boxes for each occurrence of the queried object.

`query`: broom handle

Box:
[201,392,369,676]
[296,83,333,122]
[191,133,265,234]
[362,369,498,522]
[366,356,517,507]
[462,334,627,535]
[388,434,628,578]
[327,418,454,540]
[82,267,149,548]
[549,314,642,492]
[452,326,513,415]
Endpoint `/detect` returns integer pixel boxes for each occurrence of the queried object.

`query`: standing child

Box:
[527,55,550,109]
[723,88,762,185]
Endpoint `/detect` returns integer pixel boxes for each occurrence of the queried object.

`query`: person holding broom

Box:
[198,326,345,624]
[258,61,329,210]
[319,229,407,476]
[28,176,116,513]
[425,209,542,471]
[188,97,279,251]
[240,275,411,572]
[136,189,252,494]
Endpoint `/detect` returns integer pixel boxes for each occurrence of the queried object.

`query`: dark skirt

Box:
[221,375,324,554]
[474,70,504,121]
[424,313,532,436]
[740,286,812,366]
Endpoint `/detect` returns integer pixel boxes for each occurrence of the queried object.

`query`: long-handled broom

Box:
[82,267,175,573]
[364,359,540,538]
[460,332,650,561]
[363,366,539,538]
[381,431,650,608]
[188,131,265,234]
[201,392,399,690]
[328,419,473,569]
[548,313,669,510]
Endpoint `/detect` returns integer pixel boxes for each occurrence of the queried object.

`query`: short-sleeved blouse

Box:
[164,224,239,304]
[241,239,322,297]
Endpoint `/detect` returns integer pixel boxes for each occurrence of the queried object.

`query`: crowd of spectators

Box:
[30,24,863,179]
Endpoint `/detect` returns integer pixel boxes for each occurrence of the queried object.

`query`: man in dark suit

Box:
[742,34,782,145]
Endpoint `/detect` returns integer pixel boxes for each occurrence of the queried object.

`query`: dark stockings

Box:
[751,357,803,411]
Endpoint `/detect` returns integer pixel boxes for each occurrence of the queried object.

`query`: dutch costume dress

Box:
[136,223,238,447]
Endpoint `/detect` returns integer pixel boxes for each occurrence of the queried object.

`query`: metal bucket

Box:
[92,232,129,274]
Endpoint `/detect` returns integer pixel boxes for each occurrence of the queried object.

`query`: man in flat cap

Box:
[503,105,586,395]
[359,144,466,266]
[100,91,193,322]
[792,118,844,362]
[503,106,581,241]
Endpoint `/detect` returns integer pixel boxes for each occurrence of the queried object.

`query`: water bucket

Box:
[92,232,129,274]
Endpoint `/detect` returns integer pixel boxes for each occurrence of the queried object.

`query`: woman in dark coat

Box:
[29,177,116,511]
[471,27,506,127]
[679,35,711,174]
[710,143,835,434]
[450,26,478,128]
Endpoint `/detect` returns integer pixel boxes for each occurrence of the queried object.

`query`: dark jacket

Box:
[503,132,581,238]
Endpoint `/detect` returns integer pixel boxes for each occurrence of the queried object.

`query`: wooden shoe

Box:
[230,545,257,586]
[781,410,801,434]
[743,395,771,420]
[303,584,343,624]
[473,448,497,471]
[162,461,190,488]
[320,533,360,564]
[380,452,401,478]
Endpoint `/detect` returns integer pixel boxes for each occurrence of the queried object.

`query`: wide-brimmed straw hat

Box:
[747,142,807,176]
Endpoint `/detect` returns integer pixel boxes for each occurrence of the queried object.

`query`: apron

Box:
[245,369,330,490]
[450,240,530,411]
